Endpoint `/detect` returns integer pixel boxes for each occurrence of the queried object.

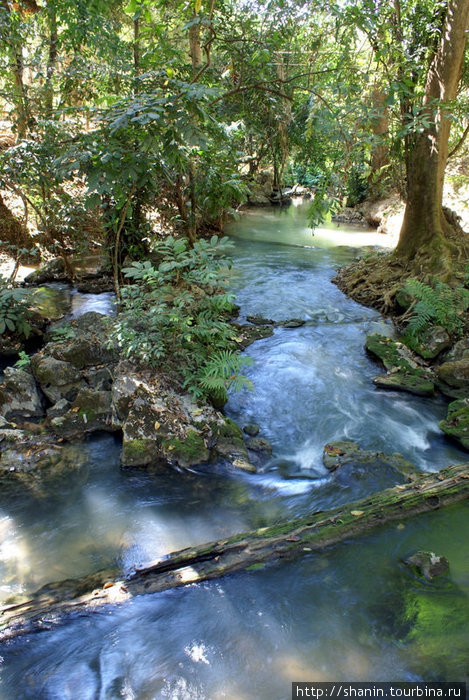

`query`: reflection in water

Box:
[0,204,467,697]
[70,290,116,317]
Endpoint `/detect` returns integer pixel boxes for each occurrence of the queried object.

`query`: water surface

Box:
[0,203,467,699]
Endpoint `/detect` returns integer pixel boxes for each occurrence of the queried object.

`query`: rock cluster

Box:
[366,330,469,452]
[0,312,256,476]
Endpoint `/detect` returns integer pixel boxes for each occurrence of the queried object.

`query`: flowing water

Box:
[0,203,468,699]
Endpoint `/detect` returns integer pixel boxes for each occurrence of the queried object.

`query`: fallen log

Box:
[2,462,469,640]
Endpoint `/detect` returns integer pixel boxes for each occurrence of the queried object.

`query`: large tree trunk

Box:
[396,0,469,259]
[1,462,468,640]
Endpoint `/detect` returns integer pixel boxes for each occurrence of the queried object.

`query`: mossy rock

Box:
[212,417,255,470]
[121,438,160,467]
[403,326,452,360]
[50,389,113,437]
[439,399,469,450]
[366,334,405,370]
[404,551,449,580]
[232,322,274,350]
[322,440,417,477]
[162,429,210,468]
[366,335,434,396]
[373,370,435,396]
[437,358,469,390]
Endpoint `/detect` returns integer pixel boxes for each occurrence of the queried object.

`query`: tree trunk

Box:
[367,85,389,195]
[189,18,202,71]
[44,1,58,116]
[396,0,469,259]
[1,462,468,640]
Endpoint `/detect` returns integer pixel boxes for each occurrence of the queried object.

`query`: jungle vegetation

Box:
[0,0,468,312]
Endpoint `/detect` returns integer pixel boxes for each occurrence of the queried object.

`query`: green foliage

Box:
[403,279,469,340]
[0,121,97,256]
[112,235,253,402]
[346,165,368,207]
[307,178,342,229]
[48,324,76,343]
[14,350,31,369]
[0,276,32,338]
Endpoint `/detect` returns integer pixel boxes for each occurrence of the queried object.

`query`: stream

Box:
[0,202,468,699]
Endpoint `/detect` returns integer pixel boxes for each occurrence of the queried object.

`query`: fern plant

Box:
[14,350,31,369]
[403,278,469,340]
[112,235,252,403]
[185,350,253,404]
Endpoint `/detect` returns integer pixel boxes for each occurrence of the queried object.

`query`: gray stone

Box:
[405,551,449,580]
[246,436,273,453]
[280,319,306,328]
[323,441,360,471]
[31,354,83,403]
[111,364,146,421]
[50,389,113,437]
[84,367,113,391]
[0,367,44,420]
[443,338,469,363]
[406,326,452,360]
[436,359,469,390]
[47,399,71,418]
[243,423,260,437]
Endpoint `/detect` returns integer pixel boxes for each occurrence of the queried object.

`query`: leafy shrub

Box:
[47,324,76,343]
[403,278,469,340]
[0,276,33,337]
[112,235,252,403]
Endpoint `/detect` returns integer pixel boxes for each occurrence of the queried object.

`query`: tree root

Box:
[334,227,469,316]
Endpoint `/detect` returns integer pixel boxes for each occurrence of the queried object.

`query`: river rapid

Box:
[0,202,468,699]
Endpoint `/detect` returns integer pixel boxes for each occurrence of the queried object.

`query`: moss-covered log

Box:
[2,463,469,640]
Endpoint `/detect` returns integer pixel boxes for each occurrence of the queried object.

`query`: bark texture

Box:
[397,0,469,259]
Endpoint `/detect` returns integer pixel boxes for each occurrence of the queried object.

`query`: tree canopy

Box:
[0,0,468,280]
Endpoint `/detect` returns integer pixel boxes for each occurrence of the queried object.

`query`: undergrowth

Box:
[112,235,252,404]
[403,278,469,340]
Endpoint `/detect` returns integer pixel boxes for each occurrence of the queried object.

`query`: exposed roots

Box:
[333,229,469,317]
[334,253,408,315]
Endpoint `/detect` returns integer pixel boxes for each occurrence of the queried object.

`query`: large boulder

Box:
[48,312,118,369]
[439,399,469,450]
[114,363,255,471]
[436,359,469,395]
[31,354,84,403]
[0,367,44,420]
[247,170,274,206]
[50,388,114,438]
[358,194,404,235]
[23,257,70,286]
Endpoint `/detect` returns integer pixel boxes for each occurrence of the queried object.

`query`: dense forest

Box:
[0,0,469,694]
